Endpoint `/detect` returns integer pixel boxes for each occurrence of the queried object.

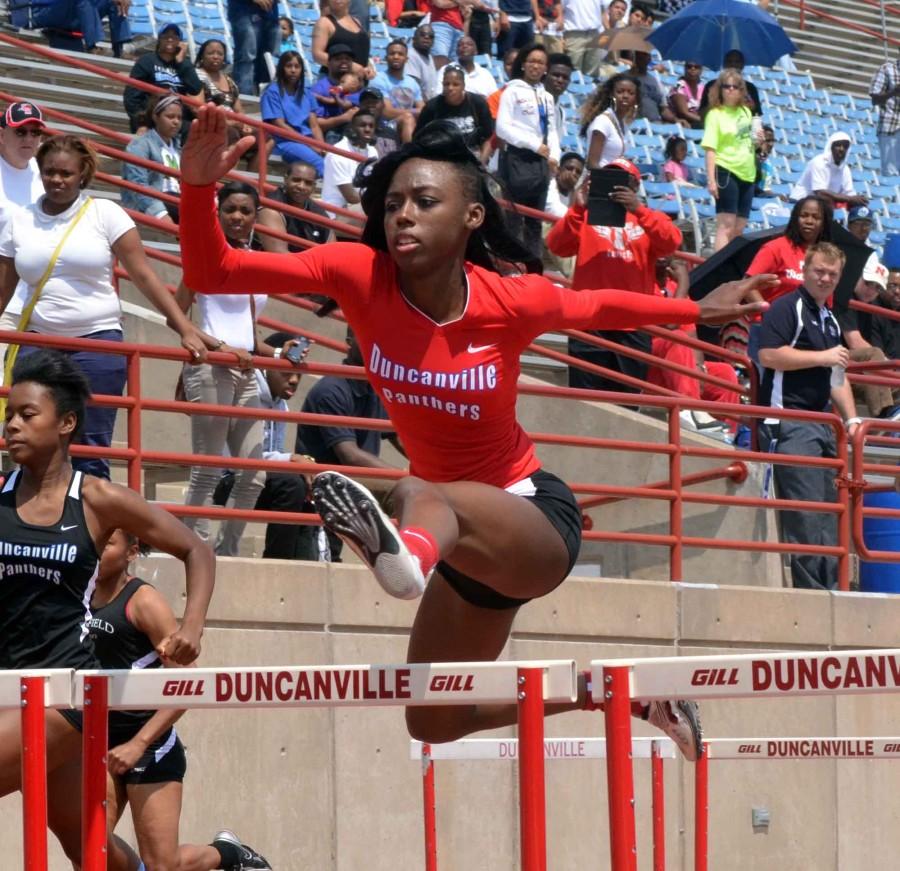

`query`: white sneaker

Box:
[312,471,427,600]
[645,699,703,761]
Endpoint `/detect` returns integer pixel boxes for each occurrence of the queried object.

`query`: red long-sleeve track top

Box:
[181,182,700,488]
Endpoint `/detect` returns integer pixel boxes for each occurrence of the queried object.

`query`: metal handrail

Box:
[0,330,865,588]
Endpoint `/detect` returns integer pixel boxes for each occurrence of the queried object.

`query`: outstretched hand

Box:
[696,273,779,325]
[181,104,256,187]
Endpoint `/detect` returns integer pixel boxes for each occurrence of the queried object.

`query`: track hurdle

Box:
[67,660,577,871]
[592,648,900,871]
[411,737,676,871]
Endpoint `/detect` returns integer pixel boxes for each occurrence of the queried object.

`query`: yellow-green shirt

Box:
[701,105,756,183]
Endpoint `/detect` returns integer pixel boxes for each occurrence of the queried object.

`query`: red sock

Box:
[400,526,440,578]
[581,671,647,718]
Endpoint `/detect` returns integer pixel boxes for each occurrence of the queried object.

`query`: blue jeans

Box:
[229,5,279,95]
[496,19,534,60]
[32,0,131,48]
[878,130,900,177]
[273,139,324,175]
[19,329,127,480]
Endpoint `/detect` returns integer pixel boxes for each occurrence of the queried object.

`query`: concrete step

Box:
[775,0,898,97]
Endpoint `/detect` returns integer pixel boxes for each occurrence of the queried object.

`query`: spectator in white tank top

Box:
[0,134,207,479]
[175,181,287,556]
[581,72,640,169]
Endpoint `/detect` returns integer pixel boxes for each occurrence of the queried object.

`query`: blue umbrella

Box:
[647,0,797,70]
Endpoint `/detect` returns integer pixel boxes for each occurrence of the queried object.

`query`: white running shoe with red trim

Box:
[312,471,427,600]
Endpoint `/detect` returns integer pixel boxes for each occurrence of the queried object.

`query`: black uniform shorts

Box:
[112,727,187,786]
[439,469,583,610]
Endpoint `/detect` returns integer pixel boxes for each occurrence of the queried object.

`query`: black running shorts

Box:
[114,727,187,786]
[439,469,582,610]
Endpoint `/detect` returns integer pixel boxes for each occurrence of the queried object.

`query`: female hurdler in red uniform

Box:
[180,106,775,760]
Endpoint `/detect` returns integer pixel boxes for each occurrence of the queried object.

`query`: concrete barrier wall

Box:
[5,558,900,870]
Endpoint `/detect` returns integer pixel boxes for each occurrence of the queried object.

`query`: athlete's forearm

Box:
[180,181,355,302]
[560,287,700,331]
[180,542,215,636]
[128,707,186,750]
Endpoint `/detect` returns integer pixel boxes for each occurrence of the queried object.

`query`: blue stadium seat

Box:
[647,197,682,218]
[870,183,900,201]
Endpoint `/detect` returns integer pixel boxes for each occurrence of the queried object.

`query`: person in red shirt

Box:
[647,257,741,434]
[738,194,834,369]
[180,108,775,760]
[545,157,683,396]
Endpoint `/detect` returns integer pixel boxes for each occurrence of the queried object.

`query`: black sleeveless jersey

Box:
[0,469,100,670]
[89,578,160,672]
[89,577,161,736]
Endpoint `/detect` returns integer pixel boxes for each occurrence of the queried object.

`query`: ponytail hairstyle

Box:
[664,135,687,161]
[580,73,640,137]
[355,121,542,276]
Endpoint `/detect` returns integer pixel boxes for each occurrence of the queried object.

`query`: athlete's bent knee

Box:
[390,475,437,506]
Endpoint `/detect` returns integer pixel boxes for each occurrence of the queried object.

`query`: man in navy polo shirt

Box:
[758,242,862,590]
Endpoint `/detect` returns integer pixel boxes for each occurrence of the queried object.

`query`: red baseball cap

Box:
[1,102,46,130]
[604,158,642,181]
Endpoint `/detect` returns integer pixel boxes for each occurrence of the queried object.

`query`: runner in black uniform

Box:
[0,350,215,869]
[93,529,271,871]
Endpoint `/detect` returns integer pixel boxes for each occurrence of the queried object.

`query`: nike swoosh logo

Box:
[467,342,495,354]
[61,524,78,531]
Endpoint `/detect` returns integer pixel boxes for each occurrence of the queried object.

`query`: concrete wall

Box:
[5,558,900,870]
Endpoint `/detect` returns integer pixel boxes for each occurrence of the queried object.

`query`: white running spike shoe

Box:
[312,471,427,600]
[645,699,704,761]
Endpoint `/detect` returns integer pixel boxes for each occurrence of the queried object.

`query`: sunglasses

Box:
[721,83,742,90]
[13,127,42,138]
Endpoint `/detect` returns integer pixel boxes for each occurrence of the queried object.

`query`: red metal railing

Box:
[781,0,900,46]
[0,329,872,588]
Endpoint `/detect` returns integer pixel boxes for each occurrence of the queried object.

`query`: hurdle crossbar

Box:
[410,737,677,760]
[74,660,578,709]
[705,737,900,759]
[591,647,900,701]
